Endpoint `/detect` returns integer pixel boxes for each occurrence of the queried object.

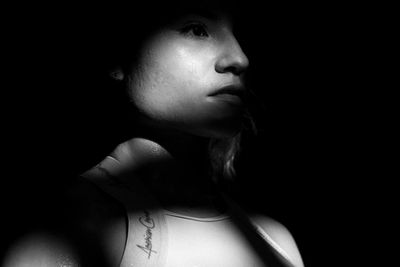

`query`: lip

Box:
[208,84,246,105]
[209,84,246,97]
[211,93,243,106]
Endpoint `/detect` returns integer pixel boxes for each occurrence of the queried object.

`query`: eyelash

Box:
[179,22,209,38]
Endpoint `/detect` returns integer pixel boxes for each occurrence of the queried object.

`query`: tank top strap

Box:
[221,193,296,267]
[81,156,168,267]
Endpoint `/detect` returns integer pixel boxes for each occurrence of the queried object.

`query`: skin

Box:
[110,10,250,216]
[105,12,303,266]
[3,10,251,267]
[124,12,249,139]
[2,7,304,267]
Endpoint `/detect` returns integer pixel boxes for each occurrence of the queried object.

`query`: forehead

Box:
[95,1,245,65]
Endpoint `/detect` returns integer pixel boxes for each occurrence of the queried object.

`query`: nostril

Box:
[215,52,249,76]
[229,62,248,76]
[225,66,240,75]
[216,61,248,75]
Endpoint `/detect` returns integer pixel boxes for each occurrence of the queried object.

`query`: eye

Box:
[179,22,209,38]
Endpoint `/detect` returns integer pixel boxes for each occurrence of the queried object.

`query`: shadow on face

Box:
[100,1,251,139]
[25,1,258,176]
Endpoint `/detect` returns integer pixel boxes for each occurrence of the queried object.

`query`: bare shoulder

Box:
[2,232,81,267]
[65,178,128,266]
[249,214,305,267]
[2,178,127,267]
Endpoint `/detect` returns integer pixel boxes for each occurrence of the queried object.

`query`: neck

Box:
[106,129,226,217]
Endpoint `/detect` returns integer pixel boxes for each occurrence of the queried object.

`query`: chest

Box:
[162,213,267,267]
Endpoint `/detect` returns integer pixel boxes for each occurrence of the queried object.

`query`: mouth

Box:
[208,84,246,105]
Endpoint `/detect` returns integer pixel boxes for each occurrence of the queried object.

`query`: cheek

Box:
[132,44,213,116]
[157,44,214,93]
[127,38,243,137]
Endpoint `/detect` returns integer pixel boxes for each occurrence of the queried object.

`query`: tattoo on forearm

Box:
[95,164,158,259]
[136,210,157,259]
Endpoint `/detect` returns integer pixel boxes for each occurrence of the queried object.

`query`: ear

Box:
[109,67,124,81]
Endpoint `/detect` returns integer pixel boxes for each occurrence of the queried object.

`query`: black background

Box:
[1,2,387,267]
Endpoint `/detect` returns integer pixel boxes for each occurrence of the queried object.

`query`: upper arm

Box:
[250,214,305,267]
[2,232,82,267]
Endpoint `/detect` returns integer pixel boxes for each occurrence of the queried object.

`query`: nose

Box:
[215,34,249,76]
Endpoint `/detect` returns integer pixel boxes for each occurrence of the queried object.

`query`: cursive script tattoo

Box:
[136,210,158,259]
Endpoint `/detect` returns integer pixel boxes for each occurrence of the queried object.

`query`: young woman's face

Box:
[125,11,249,139]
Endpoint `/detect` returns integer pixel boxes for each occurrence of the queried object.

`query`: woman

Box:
[2,1,304,266]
